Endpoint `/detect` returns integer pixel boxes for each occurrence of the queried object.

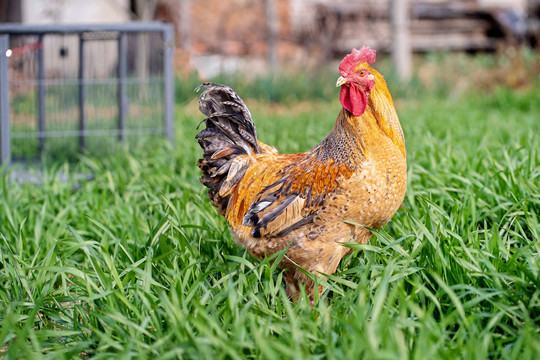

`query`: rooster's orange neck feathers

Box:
[367,70,406,157]
[341,67,406,159]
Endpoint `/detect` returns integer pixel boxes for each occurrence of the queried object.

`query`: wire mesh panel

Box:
[1,22,174,162]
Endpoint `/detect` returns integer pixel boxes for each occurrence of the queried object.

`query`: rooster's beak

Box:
[336,76,348,87]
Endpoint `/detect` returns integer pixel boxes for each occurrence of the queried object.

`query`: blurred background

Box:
[2,0,539,79]
[1,0,539,162]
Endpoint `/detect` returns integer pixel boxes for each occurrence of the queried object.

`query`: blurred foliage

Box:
[175,66,339,105]
[176,46,540,105]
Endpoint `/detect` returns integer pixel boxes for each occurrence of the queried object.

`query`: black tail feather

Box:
[195,83,260,215]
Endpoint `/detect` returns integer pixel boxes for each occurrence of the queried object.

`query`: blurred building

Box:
[1,0,537,77]
[2,0,131,78]
[290,0,530,57]
[173,0,534,76]
[0,0,130,24]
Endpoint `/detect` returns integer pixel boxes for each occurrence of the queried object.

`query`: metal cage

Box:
[0,22,174,163]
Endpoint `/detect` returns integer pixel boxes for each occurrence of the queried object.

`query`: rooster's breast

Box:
[318,139,407,232]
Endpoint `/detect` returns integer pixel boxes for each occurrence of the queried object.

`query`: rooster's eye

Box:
[359,70,366,76]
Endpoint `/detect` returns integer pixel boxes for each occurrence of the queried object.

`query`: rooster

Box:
[195,46,406,301]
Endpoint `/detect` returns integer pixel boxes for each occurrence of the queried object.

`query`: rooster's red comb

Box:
[339,46,376,76]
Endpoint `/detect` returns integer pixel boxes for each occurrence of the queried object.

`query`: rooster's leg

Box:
[284,270,301,302]
[284,269,323,306]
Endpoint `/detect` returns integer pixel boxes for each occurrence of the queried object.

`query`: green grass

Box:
[1,63,540,358]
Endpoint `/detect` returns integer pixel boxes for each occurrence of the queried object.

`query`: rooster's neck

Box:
[367,78,406,157]
[313,78,406,167]
[310,109,366,168]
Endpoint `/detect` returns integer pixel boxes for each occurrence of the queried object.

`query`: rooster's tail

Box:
[195,83,260,215]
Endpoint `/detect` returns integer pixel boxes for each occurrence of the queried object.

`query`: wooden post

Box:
[266,0,278,71]
[391,0,412,81]
[179,0,191,51]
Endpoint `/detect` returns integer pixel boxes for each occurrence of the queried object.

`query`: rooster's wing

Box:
[232,153,356,239]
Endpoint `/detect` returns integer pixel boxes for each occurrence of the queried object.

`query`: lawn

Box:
[1,52,539,359]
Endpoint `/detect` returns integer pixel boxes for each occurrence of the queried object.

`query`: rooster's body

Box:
[196,47,406,300]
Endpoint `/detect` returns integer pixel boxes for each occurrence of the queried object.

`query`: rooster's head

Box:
[336,46,376,116]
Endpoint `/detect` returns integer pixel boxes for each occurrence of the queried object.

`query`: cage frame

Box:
[0,21,175,164]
